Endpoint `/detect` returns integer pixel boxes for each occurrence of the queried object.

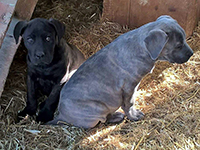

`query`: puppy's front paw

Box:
[36,107,54,123]
[127,106,144,121]
[18,107,36,122]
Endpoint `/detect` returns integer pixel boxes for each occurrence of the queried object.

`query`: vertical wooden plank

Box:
[15,0,38,20]
[0,2,15,47]
[0,17,21,96]
[0,0,38,97]
[185,0,199,36]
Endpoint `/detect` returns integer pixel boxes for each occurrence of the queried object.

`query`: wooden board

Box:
[0,17,21,96]
[15,0,38,20]
[0,2,16,47]
[103,0,200,37]
[0,0,38,97]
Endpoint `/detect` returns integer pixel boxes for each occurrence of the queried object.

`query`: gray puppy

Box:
[48,15,193,128]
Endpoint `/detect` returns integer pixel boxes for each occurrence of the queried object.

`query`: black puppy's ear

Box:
[49,18,65,43]
[13,21,28,44]
[144,29,169,60]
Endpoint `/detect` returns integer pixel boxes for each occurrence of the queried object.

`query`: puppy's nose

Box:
[187,50,193,57]
[36,52,45,59]
[184,44,193,57]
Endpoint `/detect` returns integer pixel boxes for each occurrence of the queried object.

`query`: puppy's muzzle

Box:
[182,44,193,62]
[175,44,193,64]
[35,51,45,59]
[185,47,193,58]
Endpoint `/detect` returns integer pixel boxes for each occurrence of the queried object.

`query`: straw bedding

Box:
[0,0,199,149]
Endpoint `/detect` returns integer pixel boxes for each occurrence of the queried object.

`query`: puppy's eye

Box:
[27,38,34,44]
[45,36,51,42]
[176,44,183,49]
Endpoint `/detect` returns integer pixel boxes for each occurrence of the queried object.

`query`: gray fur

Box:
[48,15,193,128]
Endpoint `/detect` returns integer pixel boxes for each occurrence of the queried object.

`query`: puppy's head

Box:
[13,18,65,65]
[144,15,193,64]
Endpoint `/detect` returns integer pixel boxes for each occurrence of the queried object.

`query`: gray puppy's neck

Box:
[107,32,155,80]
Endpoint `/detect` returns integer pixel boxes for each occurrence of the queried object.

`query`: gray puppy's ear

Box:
[49,18,65,43]
[13,20,28,44]
[144,29,168,60]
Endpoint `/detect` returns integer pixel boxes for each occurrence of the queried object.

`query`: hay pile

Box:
[0,0,200,149]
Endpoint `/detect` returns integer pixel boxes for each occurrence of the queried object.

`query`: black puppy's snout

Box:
[35,52,45,59]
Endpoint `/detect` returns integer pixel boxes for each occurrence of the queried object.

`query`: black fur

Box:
[13,18,85,123]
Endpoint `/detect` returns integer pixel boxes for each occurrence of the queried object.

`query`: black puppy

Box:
[13,18,85,123]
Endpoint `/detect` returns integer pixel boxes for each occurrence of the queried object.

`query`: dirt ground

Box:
[0,0,200,149]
